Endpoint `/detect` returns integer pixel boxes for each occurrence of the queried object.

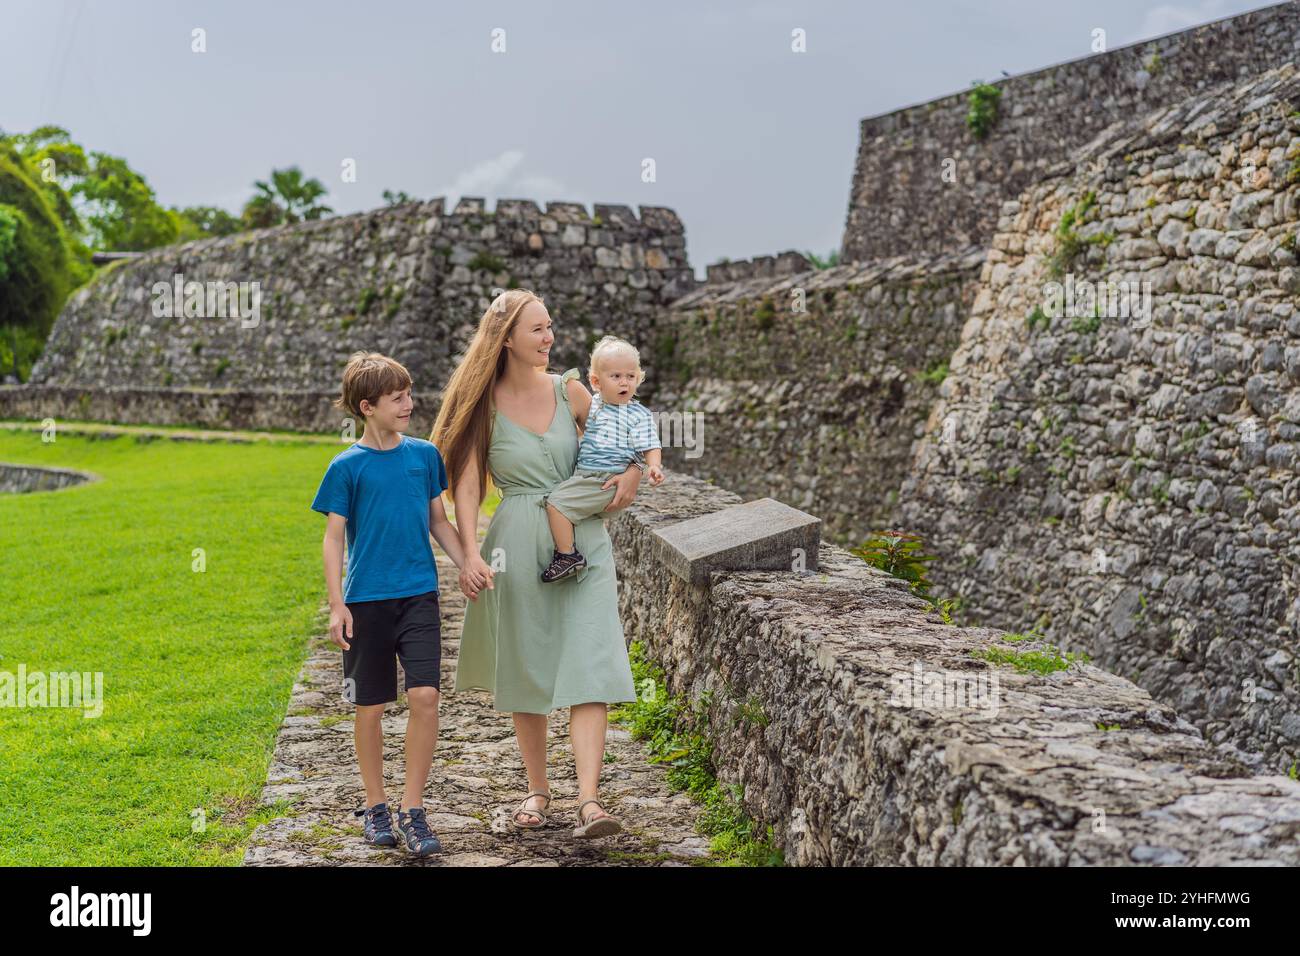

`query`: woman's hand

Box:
[601,464,644,512]
[459,553,495,601]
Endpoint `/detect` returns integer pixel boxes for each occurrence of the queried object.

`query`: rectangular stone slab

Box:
[651,497,820,583]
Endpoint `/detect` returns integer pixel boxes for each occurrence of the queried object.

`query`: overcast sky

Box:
[0,0,1279,275]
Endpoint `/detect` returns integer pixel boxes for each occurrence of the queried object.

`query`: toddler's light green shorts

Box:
[540,467,622,523]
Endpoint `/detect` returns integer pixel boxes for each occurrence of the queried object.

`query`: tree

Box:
[74,153,179,250]
[241,166,332,228]
[0,126,196,379]
[174,205,241,241]
[7,128,242,246]
[1,126,86,236]
[382,189,414,206]
[0,145,73,379]
[1,125,178,254]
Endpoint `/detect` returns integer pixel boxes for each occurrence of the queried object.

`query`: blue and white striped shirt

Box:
[577,395,661,471]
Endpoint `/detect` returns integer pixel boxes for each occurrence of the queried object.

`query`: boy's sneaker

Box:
[395,806,442,857]
[541,547,587,583]
[354,801,398,848]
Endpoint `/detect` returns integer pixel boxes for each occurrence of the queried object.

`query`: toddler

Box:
[540,335,664,582]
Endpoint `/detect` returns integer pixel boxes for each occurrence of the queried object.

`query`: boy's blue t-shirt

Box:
[310,435,448,603]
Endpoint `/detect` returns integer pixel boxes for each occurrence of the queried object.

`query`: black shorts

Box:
[343,589,441,705]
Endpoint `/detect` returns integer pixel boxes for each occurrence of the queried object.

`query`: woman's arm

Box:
[452,447,495,599]
[565,377,593,432]
[601,463,644,511]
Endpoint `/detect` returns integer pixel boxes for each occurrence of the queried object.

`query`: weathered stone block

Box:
[650,497,820,583]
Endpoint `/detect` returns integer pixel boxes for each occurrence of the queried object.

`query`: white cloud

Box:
[436,150,571,208]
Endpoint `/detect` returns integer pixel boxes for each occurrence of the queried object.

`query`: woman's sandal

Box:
[573,798,623,838]
[511,791,552,829]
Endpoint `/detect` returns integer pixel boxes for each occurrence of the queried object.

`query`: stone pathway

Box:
[243,515,712,867]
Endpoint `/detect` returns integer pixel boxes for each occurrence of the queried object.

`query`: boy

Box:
[310,351,467,857]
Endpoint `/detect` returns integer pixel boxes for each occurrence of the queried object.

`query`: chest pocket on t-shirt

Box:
[406,466,428,500]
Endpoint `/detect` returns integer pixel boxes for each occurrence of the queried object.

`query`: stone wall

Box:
[901,64,1300,770]
[704,250,811,284]
[0,384,364,435]
[31,197,696,395]
[644,249,983,542]
[841,1,1300,263]
[608,472,1300,865]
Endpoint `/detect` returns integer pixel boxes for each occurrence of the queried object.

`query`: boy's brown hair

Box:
[333,351,413,419]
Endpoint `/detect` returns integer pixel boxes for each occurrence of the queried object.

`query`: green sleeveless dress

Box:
[449,368,639,714]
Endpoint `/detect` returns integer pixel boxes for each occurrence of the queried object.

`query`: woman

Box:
[432,288,643,838]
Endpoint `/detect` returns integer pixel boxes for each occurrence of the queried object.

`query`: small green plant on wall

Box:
[974,629,1091,675]
[1048,190,1110,277]
[357,286,377,316]
[851,531,937,598]
[467,251,505,273]
[935,596,963,625]
[805,249,840,269]
[967,81,1002,140]
[917,361,949,385]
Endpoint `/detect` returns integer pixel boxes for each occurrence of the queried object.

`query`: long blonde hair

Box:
[432,288,547,507]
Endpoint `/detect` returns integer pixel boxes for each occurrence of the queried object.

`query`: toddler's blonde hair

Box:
[588,334,646,387]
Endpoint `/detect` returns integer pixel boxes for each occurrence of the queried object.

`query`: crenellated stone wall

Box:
[30,197,697,397]
[901,64,1300,769]
[841,1,1300,263]
[704,250,812,284]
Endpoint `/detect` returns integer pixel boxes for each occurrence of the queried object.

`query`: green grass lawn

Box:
[0,428,496,865]
[0,429,351,865]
